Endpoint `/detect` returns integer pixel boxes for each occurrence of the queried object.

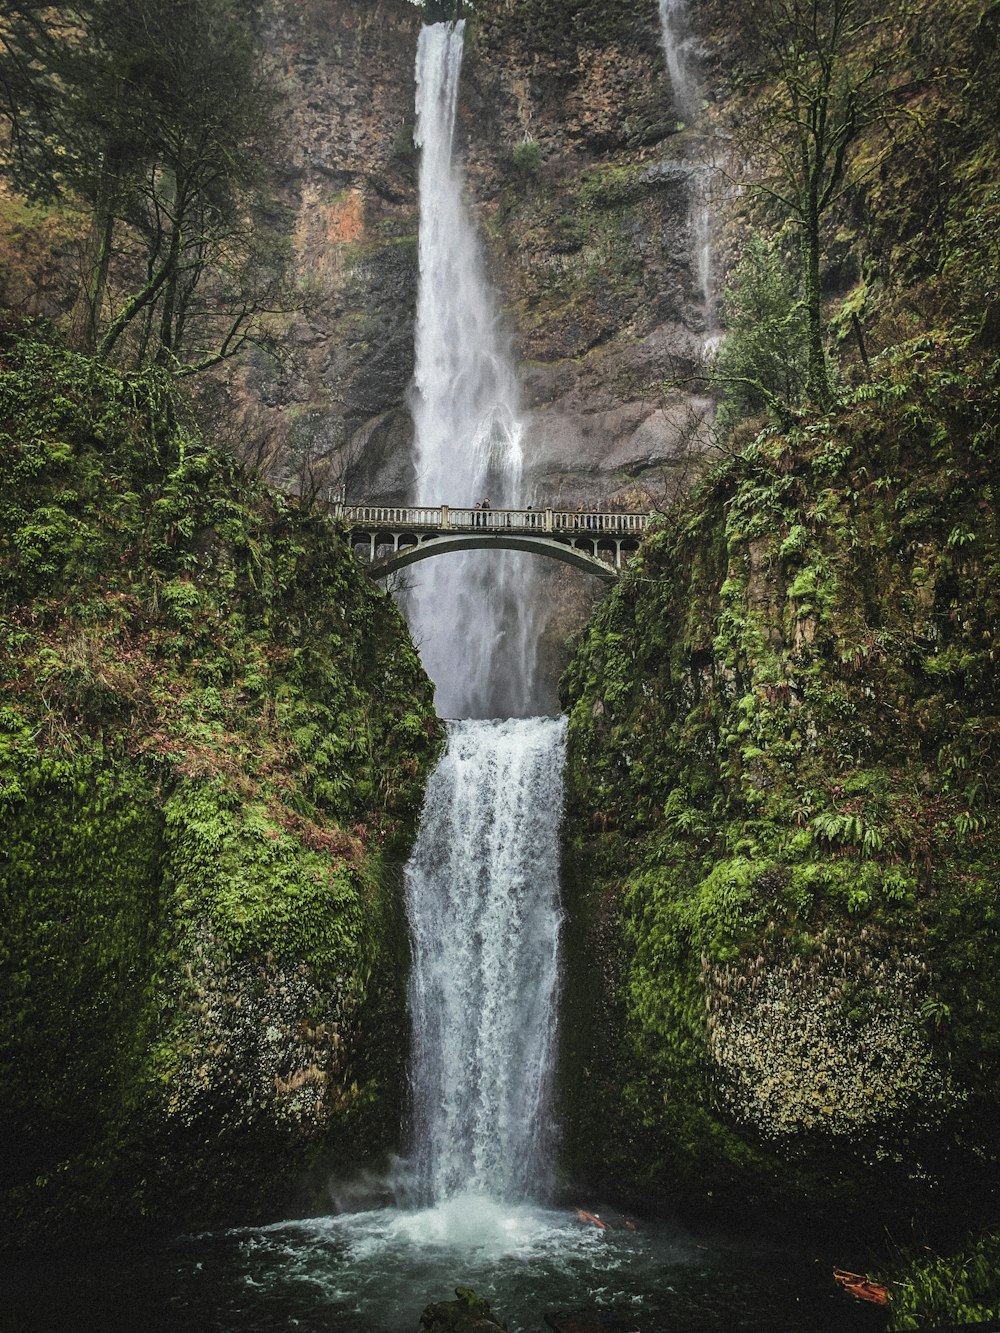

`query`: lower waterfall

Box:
[403,718,567,1205]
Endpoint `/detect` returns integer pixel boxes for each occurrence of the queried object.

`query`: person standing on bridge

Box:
[482,497,491,527]
[473,501,481,528]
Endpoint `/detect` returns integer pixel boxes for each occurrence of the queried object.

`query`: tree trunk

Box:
[154,225,182,366]
[801,195,831,408]
[69,144,122,352]
[96,249,174,362]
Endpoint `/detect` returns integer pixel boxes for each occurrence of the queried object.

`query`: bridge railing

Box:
[333,503,650,536]
[335,504,443,527]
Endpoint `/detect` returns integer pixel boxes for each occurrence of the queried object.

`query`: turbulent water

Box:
[6,1208,850,1333]
[403,718,566,1204]
[406,21,542,719]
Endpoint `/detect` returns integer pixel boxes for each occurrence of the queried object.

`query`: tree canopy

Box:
[728,0,898,406]
[0,0,288,371]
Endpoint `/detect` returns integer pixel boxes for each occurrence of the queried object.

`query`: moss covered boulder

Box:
[0,318,441,1243]
[418,1287,507,1332]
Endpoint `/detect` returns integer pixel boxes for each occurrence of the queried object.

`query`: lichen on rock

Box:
[704,943,956,1143]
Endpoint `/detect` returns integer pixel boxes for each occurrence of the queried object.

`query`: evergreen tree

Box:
[712,233,807,433]
[0,0,286,370]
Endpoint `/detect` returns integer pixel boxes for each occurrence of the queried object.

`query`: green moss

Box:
[0,759,165,1227]
[558,339,1000,1227]
[470,0,655,51]
[511,138,543,177]
[0,317,441,1242]
[575,162,651,212]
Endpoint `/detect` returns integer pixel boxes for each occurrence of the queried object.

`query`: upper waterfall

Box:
[658,0,717,328]
[405,22,543,719]
[410,22,523,506]
[658,0,701,123]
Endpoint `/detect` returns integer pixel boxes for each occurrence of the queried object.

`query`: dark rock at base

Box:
[544,1311,641,1333]
[419,1286,507,1331]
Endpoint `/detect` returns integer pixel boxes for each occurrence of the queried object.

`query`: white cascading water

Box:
[407,21,542,719]
[397,22,566,1217]
[658,0,716,324]
[658,0,701,123]
[403,718,566,1205]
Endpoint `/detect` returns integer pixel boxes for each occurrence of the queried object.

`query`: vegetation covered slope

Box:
[0,316,440,1243]
[560,340,1000,1222]
[557,0,1000,1264]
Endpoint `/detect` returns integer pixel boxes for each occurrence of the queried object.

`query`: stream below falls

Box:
[6,1201,860,1331]
[5,721,870,1331]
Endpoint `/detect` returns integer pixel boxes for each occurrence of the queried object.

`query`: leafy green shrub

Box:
[711,233,807,433]
[512,138,543,177]
[888,1233,1000,1329]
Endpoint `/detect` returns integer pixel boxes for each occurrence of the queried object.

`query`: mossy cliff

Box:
[0,318,440,1244]
[558,334,1000,1229]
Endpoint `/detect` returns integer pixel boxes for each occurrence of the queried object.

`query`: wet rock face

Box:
[222,0,423,503]
[162,924,356,1143]
[235,0,717,519]
[461,7,718,514]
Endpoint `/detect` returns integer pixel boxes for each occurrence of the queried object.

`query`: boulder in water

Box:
[418,1286,507,1331]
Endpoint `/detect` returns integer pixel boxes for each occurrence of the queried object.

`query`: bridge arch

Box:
[339,503,650,584]
[365,532,625,582]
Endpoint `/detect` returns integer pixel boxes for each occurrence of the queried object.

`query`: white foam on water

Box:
[403,717,567,1206]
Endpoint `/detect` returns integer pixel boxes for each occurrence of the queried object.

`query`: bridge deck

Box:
[334,503,651,581]
[333,503,649,537]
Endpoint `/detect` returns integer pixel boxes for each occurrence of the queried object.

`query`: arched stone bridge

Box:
[334,504,650,582]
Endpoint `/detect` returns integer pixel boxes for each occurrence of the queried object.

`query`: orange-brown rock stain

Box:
[326,190,366,244]
[292,185,367,285]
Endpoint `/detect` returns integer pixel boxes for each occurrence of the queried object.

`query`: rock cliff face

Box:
[463,0,717,512]
[220,0,424,504]
[242,0,717,514]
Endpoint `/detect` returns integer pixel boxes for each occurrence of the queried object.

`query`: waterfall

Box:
[658,0,717,326]
[395,22,566,1216]
[658,0,701,123]
[406,21,542,719]
[403,717,566,1204]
